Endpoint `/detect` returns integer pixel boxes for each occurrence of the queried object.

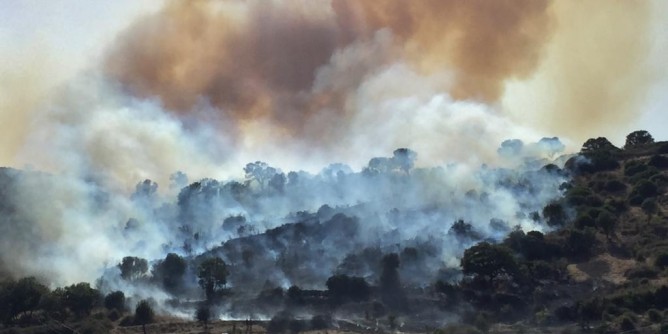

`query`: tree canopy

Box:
[624,130,654,149]
[118,256,148,281]
[461,242,519,283]
[197,257,229,302]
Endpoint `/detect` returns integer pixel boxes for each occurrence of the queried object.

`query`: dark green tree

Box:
[461,242,519,284]
[581,137,619,153]
[153,253,187,294]
[641,198,659,222]
[118,256,148,281]
[595,211,616,239]
[543,202,566,227]
[63,282,100,318]
[0,277,48,324]
[135,300,155,334]
[624,130,654,149]
[104,290,126,312]
[197,257,228,302]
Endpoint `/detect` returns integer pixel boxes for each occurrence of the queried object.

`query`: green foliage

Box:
[647,308,662,323]
[624,130,654,149]
[118,256,148,281]
[104,291,125,312]
[197,257,228,302]
[603,179,626,193]
[582,137,620,154]
[641,198,658,218]
[595,210,616,237]
[654,252,668,269]
[134,300,154,330]
[461,242,519,283]
[628,180,658,205]
[618,314,636,332]
[562,228,597,259]
[648,154,668,169]
[542,202,566,227]
[153,253,187,294]
[0,277,48,324]
[63,282,100,318]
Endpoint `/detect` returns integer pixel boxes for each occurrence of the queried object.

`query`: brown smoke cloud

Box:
[503,0,654,144]
[104,0,554,142]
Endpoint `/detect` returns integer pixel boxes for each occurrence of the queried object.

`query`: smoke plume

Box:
[104,0,554,144]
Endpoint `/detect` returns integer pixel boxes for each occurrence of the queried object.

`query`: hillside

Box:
[1,132,668,334]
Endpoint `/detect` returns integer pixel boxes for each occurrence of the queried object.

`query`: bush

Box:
[628,180,658,205]
[618,314,636,332]
[647,308,662,323]
[104,291,125,312]
[604,180,626,192]
[624,265,659,279]
[648,155,668,169]
[654,252,668,269]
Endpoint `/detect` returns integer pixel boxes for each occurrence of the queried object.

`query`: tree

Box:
[624,130,654,149]
[392,148,417,173]
[195,304,211,332]
[497,139,524,157]
[595,210,616,239]
[379,253,407,310]
[63,282,100,318]
[197,257,228,302]
[543,202,566,227]
[641,198,658,222]
[153,253,187,294]
[244,161,279,189]
[629,180,658,205]
[0,277,48,324]
[135,300,154,334]
[118,256,148,281]
[461,242,519,284]
[104,291,126,312]
[581,137,619,154]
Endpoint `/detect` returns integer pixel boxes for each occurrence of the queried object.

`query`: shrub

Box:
[625,265,659,280]
[604,180,626,193]
[104,291,125,312]
[654,252,668,269]
[628,180,658,205]
[647,308,662,323]
[618,314,636,332]
[649,155,668,169]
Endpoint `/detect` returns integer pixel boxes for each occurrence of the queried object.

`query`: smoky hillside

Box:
[0,140,567,297]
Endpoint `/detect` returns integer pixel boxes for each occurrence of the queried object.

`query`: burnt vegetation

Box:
[2,132,668,333]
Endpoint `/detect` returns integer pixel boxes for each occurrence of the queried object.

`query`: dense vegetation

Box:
[1,130,668,333]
